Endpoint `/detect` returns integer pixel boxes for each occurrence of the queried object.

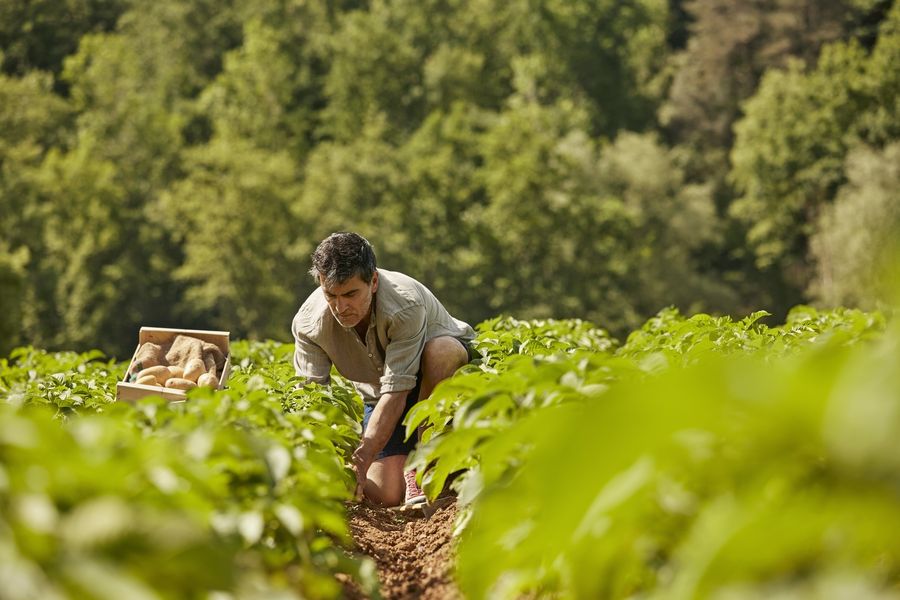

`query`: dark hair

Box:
[309,232,377,286]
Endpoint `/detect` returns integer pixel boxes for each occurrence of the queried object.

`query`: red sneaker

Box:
[404,469,427,506]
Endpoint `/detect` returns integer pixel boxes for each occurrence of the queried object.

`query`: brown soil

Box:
[342,499,462,600]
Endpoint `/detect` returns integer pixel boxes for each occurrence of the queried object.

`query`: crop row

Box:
[409,306,898,598]
[0,341,375,599]
[0,305,895,599]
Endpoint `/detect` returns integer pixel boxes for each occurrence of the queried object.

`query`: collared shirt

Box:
[292,269,475,405]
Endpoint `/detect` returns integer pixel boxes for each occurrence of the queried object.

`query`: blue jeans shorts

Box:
[362,339,478,459]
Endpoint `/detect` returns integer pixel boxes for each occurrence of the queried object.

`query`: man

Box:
[292,232,476,507]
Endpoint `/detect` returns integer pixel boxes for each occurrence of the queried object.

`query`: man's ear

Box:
[371,270,379,293]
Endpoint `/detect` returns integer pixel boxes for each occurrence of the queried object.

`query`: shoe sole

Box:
[404,494,427,506]
[388,496,454,516]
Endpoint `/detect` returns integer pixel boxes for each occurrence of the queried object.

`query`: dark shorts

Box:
[362,339,478,460]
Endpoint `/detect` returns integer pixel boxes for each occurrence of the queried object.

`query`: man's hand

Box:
[350,443,376,501]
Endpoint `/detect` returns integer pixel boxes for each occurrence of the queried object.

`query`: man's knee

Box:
[421,336,469,380]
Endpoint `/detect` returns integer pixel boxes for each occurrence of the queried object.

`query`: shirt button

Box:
[368,353,373,357]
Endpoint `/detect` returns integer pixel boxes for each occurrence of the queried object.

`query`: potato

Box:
[197,373,219,388]
[183,358,205,383]
[203,353,217,377]
[165,377,197,390]
[168,365,184,379]
[136,374,160,386]
[136,365,172,385]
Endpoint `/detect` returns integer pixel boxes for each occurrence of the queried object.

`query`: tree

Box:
[730,1,900,300]
[321,0,669,141]
[0,66,73,351]
[293,116,409,281]
[596,132,737,321]
[199,0,351,159]
[159,138,302,340]
[28,145,164,353]
[0,0,127,79]
[661,0,880,150]
[0,243,28,356]
[809,142,900,308]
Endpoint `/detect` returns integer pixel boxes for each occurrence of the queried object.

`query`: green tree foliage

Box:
[658,0,892,321]
[475,97,632,324]
[321,0,668,141]
[0,243,28,356]
[1,0,899,354]
[809,142,900,308]
[199,0,345,158]
[730,1,900,297]
[661,0,876,150]
[160,139,301,340]
[390,104,491,316]
[730,44,871,270]
[296,116,409,268]
[595,132,737,321]
[0,0,127,77]
[29,148,130,348]
[62,32,185,186]
[0,66,72,351]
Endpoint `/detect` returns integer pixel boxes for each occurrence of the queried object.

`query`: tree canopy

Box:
[1,0,898,357]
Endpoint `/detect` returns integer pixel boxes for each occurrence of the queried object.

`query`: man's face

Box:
[319,272,378,329]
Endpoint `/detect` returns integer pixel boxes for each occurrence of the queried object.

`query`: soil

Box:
[342,499,462,600]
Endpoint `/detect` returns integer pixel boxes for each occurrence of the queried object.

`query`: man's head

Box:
[309,232,377,286]
[310,232,378,328]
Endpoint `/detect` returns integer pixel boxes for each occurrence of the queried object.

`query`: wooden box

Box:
[116,326,231,403]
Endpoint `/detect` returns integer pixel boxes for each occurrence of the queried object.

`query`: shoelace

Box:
[404,470,426,505]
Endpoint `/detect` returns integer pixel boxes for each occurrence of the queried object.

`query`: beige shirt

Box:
[292,269,475,405]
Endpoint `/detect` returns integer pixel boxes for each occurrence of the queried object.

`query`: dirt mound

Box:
[344,500,461,599]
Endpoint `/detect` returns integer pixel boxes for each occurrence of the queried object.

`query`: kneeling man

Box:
[292,232,475,506]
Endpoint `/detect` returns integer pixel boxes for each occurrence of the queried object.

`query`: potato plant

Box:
[0,306,894,599]
[405,307,898,599]
[0,341,377,600]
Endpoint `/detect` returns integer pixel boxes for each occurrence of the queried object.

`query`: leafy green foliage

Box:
[730,2,900,284]
[661,0,873,149]
[407,307,900,598]
[159,138,301,340]
[809,142,900,308]
[0,0,128,77]
[0,340,377,599]
[3,0,900,353]
[2,309,897,598]
[404,309,895,599]
[457,339,900,598]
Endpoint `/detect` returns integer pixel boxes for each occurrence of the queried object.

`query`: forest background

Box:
[2,0,899,358]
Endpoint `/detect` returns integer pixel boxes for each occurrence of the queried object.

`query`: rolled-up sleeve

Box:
[293,329,332,385]
[380,305,427,393]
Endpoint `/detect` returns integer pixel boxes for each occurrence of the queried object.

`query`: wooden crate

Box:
[116,326,231,403]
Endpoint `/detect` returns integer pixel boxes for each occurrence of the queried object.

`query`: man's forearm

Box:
[357,390,409,460]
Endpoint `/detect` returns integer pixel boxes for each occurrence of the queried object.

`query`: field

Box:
[2,306,899,599]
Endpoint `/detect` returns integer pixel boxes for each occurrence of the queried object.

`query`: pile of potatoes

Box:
[128,334,225,391]
[134,358,218,390]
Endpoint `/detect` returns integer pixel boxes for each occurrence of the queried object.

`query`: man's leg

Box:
[418,336,470,401]
[364,454,406,507]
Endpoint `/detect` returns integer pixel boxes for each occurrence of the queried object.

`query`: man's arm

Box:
[350,389,410,498]
[293,327,331,384]
[351,305,426,499]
